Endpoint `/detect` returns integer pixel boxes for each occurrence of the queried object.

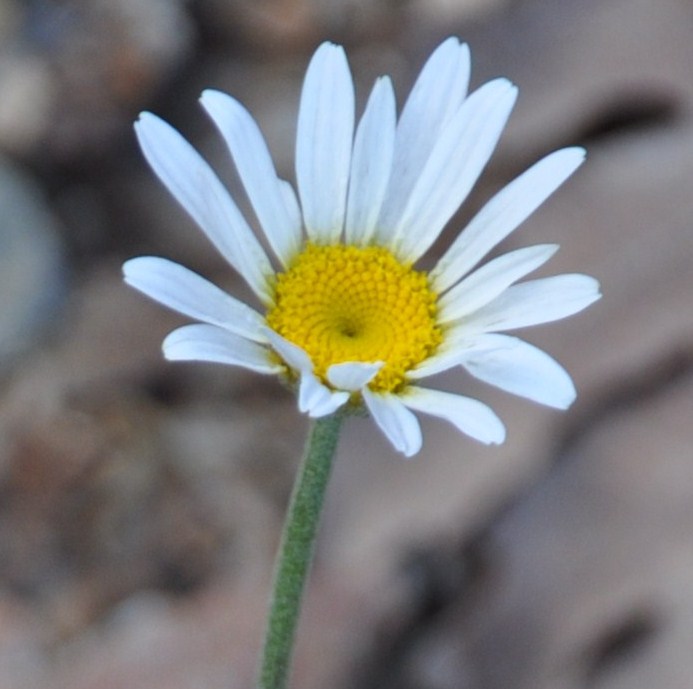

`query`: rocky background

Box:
[0,0,692,687]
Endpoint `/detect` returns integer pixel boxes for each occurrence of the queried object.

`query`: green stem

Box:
[257,413,343,689]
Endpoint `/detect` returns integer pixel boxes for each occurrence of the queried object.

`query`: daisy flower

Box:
[123,38,601,457]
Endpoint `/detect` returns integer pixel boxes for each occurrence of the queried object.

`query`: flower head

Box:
[123,38,601,456]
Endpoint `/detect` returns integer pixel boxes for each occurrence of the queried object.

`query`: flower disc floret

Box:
[267,243,442,393]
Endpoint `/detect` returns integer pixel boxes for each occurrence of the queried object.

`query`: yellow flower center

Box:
[266,243,442,393]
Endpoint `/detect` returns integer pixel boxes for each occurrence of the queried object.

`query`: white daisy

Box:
[123,38,601,457]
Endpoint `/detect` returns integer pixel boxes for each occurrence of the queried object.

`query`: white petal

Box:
[401,387,506,445]
[376,39,470,244]
[134,113,273,303]
[382,79,518,261]
[407,339,476,380]
[438,244,558,323]
[458,334,576,408]
[362,388,422,457]
[278,180,303,241]
[431,147,586,292]
[264,329,312,373]
[326,361,383,391]
[296,43,354,243]
[344,77,396,245]
[163,324,280,373]
[123,256,266,342]
[200,90,302,267]
[263,329,349,416]
[396,38,470,157]
[466,274,602,332]
[299,372,349,417]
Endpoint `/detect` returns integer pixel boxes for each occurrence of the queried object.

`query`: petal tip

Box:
[134,111,158,130]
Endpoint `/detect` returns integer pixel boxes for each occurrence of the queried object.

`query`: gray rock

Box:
[0,157,66,367]
[0,0,194,160]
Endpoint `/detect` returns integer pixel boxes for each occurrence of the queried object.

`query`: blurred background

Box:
[1,0,692,687]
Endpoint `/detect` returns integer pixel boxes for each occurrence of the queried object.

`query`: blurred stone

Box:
[407,0,511,28]
[195,0,403,51]
[0,53,56,156]
[449,365,693,689]
[43,573,372,689]
[0,0,194,160]
[0,156,66,368]
[0,0,20,39]
[0,597,49,689]
[196,0,319,51]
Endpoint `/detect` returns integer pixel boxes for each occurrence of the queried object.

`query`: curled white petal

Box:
[265,329,349,416]
[459,334,577,408]
[123,256,266,342]
[362,388,422,457]
[431,147,586,292]
[326,361,383,391]
[263,329,312,373]
[200,90,301,267]
[299,373,349,417]
[163,324,280,373]
[296,42,354,243]
[401,387,506,445]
